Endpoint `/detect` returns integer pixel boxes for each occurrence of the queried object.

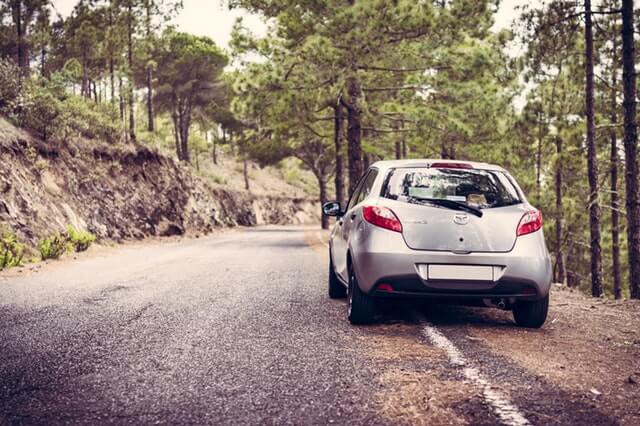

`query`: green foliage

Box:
[0,227,25,270]
[153,29,229,162]
[0,58,25,115]
[21,81,63,141]
[1,71,125,143]
[38,232,69,260]
[210,174,227,185]
[54,95,124,143]
[66,225,96,252]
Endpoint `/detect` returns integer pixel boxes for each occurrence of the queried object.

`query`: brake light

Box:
[363,206,403,233]
[516,210,543,236]
[430,162,473,169]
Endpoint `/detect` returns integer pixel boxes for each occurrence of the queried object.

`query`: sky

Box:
[51,0,539,49]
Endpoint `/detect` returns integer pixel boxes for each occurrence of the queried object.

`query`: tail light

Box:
[363,206,403,233]
[516,210,543,236]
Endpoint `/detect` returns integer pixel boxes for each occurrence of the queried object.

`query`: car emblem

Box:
[453,213,469,225]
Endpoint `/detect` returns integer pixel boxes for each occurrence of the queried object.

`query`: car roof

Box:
[370,159,506,172]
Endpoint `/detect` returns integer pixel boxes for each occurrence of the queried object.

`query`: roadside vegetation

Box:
[0,224,97,269]
[0,226,24,269]
[0,0,639,301]
[37,226,96,261]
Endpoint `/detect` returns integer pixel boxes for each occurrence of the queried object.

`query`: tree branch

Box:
[362,85,422,92]
[357,65,449,72]
[362,127,417,134]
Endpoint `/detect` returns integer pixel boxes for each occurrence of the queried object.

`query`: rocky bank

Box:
[0,117,318,247]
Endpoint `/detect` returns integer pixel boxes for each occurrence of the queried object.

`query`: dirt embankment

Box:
[0,118,318,247]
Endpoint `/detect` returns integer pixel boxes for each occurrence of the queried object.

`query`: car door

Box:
[334,168,379,282]
[332,171,369,281]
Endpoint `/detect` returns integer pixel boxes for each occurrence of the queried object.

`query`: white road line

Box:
[422,325,531,426]
[315,232,329,248]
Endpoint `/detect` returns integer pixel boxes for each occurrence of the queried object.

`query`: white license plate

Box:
[427,264,493,281]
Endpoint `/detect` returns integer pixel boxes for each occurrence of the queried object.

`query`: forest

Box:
[0,0,639,301]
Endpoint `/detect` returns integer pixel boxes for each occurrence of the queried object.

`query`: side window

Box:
[346,171,370,212]
[356,169,379,205]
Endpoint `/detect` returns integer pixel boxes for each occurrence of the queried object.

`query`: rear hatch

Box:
[378,165,528,253]
[378,198,527,253]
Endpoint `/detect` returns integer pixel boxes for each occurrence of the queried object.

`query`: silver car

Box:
[322,159,552,328]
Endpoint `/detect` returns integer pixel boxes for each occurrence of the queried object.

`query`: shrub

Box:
[55,96,123,144]
[0,227,24,270]
[1,66,124,145]
[66,225,96,252]
[38,232,68,260]
[22,83,62,141]
[0,58,24,117]
[211,174,227,185]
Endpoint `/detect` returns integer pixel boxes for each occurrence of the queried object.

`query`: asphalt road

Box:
[0,226,632,425]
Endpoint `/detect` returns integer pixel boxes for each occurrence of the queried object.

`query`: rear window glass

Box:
[382,167,522,209]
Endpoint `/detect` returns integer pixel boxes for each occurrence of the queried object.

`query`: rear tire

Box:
[328,256,347,299]
[513,295,549,328]
[347,263,375,325]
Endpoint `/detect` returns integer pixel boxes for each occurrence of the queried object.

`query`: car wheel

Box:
[328,255,347,299]
[512,294,549,328]
[347,262,375,325]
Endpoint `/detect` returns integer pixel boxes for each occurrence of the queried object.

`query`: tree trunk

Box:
[440,141,449,159]
[119,75,125,121]
[108,4,115,104]
[611,119,622,299]
[610,35,622,300]
[127,0,136,142]
[147,66,154,131]
[363,152,370,170]
[81,53,89,98]
[13,0,29,72]
[554,136,566,285]
[109,59,115,102]
[584,0,603,297]
[171,112,182,160]
[536,110,543,202]
[319,176,329,230]
[402,139,407,158]
[345,75,363,195]
[145,1,154,132]
[334,104,345,207]
[212,132,218,165]
[395,140,401,159]
[40,44,46,77]
[242,146,250,191]
[179,112,191,163]
[622,0,640,299]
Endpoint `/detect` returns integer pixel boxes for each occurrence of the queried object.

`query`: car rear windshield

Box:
[382,167,522,209]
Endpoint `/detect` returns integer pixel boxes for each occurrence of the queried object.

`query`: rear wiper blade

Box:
[408,197,483,218]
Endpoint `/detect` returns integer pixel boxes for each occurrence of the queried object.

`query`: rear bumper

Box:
[350,224,552,300]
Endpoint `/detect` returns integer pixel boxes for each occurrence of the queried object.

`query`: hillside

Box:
[0,118,318,254]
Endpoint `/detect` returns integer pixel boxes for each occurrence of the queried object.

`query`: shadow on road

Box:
[370,298,516,329]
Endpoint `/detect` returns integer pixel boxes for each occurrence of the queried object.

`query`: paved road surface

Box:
[0,227,633,425]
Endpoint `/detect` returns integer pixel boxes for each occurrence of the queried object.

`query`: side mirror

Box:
[322,201,343,217]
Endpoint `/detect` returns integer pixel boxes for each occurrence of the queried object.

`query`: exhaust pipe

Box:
[483,298,509,310]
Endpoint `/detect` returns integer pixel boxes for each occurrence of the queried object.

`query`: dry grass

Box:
[193,151,317,198]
